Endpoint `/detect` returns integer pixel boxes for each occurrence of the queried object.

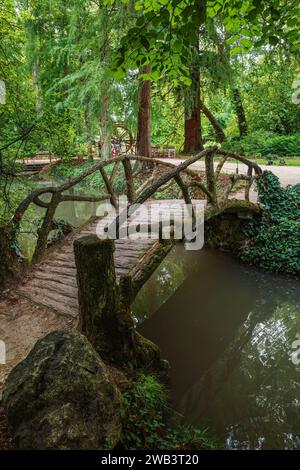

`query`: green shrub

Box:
[120,374,220,450]
[259,134,300,157]
[241,171,300,275]
[224,132,300,157]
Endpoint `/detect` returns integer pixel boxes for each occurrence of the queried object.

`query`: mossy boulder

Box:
[3,330,124,450]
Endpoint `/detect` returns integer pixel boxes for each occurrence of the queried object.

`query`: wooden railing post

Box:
[122,157,136,204]
[174,174,196,222]
[32,192,61,263]
[245,166,254,202]
[100,167,118,209]
[205,152,217,205]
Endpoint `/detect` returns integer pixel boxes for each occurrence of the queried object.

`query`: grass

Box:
[254,158,300,166]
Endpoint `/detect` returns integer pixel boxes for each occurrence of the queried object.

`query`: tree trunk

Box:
[74,236,165,370]
[232,88,248,137]
[99,6,111,160]
[136,65,152,158]
[32,63,42,113]
[0,222,20,290]
[183,44,203,154]
[100,86,111,159]
[199,100,226,143]
[183,104,203,154]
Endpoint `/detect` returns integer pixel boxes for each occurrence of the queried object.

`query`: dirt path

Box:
[0,292,75,389]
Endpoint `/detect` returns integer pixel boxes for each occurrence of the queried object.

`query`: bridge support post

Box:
[74,235,166,370]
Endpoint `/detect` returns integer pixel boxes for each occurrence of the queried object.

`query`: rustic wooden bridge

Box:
[17,200,206,318]
[11,147,262,319]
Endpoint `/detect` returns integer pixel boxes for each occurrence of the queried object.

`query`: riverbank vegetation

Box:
[120,374,220,450]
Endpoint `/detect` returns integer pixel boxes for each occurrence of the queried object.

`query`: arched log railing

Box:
[12,147,262,263]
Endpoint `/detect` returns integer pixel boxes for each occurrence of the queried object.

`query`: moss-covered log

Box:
[74,235,166,370]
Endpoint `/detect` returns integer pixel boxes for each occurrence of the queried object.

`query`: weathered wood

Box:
[32,192,61,264]
[109,161,119,184]
[100,167,118,209]
[122,157,136,204]
[130,240,174,301]
[74,236,164,369]
[245,167,254,202]
[75,237,127,358]
[205,153,217,205]
[215,148,262,175]
[61,194,110,203]
[13,148,262,266]
[215,156,228,180]
[16,199,258,318]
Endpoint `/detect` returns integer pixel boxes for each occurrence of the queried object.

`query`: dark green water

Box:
[19,180,98,259]
[135,245,300,450]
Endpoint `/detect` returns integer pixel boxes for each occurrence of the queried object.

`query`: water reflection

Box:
[19,180,98,259]
[136,246,300,449]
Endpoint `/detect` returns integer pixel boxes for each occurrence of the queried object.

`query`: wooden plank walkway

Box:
[17,200,204,319]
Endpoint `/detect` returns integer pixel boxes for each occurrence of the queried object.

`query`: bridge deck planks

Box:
[16,200,204,318]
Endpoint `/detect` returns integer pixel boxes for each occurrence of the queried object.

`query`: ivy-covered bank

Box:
[241,172,300,276]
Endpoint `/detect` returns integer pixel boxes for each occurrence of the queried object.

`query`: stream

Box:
[135,245,300,450]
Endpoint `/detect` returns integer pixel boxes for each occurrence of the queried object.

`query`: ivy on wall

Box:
[241,171,300,275]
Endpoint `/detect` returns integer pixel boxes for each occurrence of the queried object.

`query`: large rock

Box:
[3,331,124,450]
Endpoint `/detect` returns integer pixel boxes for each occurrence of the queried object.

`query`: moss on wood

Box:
[74,235,167,371]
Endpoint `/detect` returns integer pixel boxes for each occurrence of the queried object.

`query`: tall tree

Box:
[183,42,203,154]
[136,65,152,158]
[231,87,248,137]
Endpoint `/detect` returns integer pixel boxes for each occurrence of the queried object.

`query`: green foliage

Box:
[241,171,300,275]
[258,135,300,157]
[225,132,300,158]
[121,374,220,450]
[50,160,127,194]
[109,0,300,82]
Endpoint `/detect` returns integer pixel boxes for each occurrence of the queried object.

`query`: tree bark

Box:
[232,88,248,137]
[32,60,42,113]
[199,99,226,143]
[183,44,203,154]
[74,236,165,369]
[205,154,217,205]
[100,86,111,159]
[0,222,20,289]
[136,65,152,158]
